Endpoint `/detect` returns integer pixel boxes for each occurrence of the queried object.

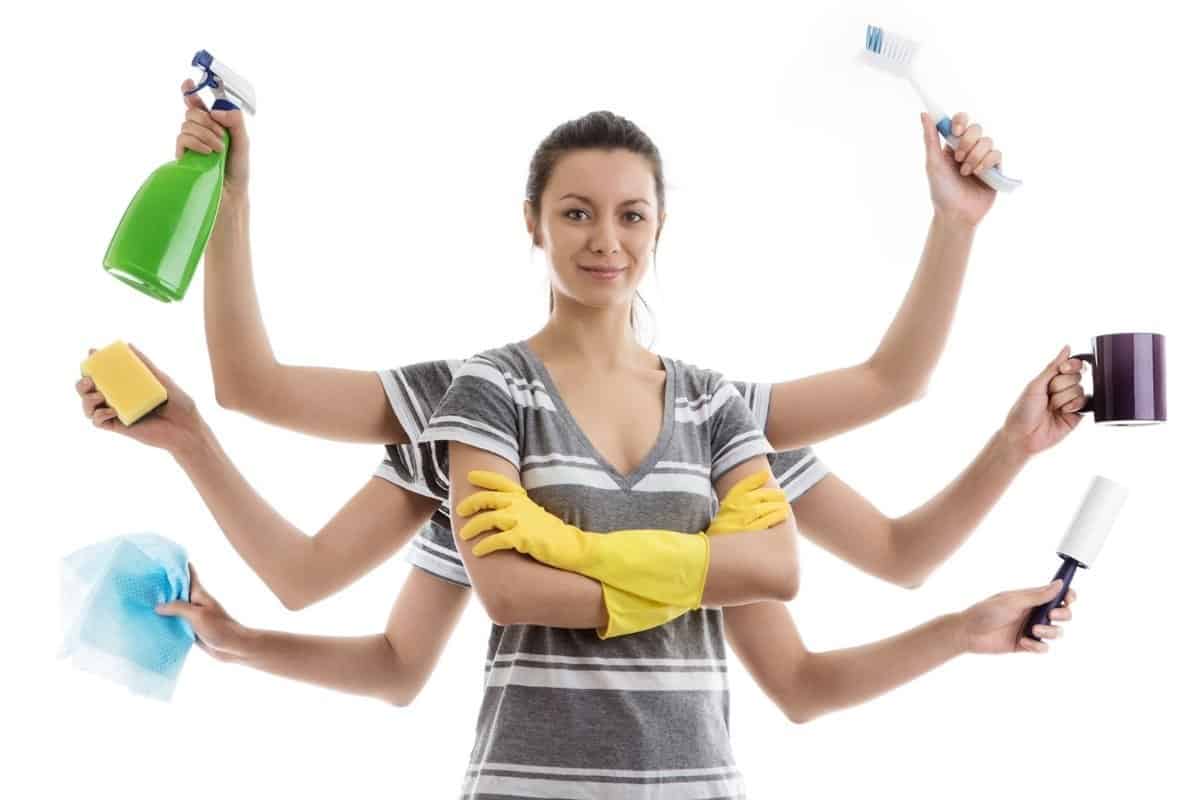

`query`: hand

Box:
[155,563,250,663]
[959,579,1077,655]
[177,78,250,196]
[921,111,1002,227]
[706,469,789,536]
[76,344,204,453]
[456,470,585,559]
[1000,346,1087,457]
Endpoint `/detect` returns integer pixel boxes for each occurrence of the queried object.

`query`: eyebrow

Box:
[558,193,651,207]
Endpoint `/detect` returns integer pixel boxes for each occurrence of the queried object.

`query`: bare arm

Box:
[171,418,439,610]
[723,601,966,724]
[790,430,1028,590]
[178,566,470,706]
[176,85,407,445]
[204,192,408,444]
[447,443,800,627]
[764,216,975,450]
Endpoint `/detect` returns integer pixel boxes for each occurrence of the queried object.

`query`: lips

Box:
[579,264,626,273]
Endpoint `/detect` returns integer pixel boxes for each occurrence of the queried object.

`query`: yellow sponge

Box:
[81,341,168,426]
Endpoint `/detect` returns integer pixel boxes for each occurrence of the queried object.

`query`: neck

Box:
[530,295,645,371]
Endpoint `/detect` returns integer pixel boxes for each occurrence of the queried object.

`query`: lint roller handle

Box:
[935,116,1023,192]
[1022,557,1079,642]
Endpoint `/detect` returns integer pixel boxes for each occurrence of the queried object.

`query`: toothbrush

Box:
[862,24,1022,192]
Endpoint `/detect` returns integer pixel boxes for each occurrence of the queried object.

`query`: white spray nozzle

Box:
[189,50,257,115]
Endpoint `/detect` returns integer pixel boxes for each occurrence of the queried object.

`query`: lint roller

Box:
[1023,475,1129,642]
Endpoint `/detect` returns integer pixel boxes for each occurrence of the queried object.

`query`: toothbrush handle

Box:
[936,116,1023,192]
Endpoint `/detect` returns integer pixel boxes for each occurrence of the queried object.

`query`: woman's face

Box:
[526,148,664,312]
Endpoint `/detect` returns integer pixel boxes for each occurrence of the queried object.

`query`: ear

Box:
[524,201,540,247]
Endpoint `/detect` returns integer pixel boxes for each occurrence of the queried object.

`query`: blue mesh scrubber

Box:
[59,534,195,701]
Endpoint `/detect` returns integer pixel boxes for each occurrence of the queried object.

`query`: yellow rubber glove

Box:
[458,470,710,609]
[599,584,689,639]
[705,470,790,536]
[601,470,789,638]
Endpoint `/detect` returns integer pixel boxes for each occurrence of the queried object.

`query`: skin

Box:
[76,85,1081,720]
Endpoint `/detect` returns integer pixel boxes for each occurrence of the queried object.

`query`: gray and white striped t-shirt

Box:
[394,340,809,799]
[375,360,830,589]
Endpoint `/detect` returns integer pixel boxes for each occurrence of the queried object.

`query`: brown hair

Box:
[525,110,664,341]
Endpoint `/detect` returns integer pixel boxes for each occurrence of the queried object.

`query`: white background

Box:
[3,1,1196,797]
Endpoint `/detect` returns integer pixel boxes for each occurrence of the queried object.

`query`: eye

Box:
[625,211,645,223]
[564,208,587,221]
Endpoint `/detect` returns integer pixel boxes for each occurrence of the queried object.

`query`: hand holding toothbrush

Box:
[921,110,1004,227]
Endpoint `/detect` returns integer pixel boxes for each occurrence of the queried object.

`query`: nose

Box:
[589,217,620,255]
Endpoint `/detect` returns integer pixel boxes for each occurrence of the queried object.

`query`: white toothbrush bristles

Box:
[864,24,920,70]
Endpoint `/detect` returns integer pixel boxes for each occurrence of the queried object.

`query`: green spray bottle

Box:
[102,51,256,302]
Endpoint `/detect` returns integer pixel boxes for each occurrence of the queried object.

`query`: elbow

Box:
[383,684,417,708]
[769,565,800,603]
[279,593,311,612]
[476,586,519,627]
[213,382,246,412]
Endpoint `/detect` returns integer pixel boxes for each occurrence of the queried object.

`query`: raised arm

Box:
[158,563,470,707]
[723,580,1076,724]
[764,112,1001,451]
[176,79,407,445]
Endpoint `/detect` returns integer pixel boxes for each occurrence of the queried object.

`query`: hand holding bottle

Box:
[177,78,250,196]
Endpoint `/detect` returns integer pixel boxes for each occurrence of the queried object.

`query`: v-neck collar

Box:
[516,339,677,489]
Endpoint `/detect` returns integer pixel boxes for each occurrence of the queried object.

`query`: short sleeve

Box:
[403,518,472,587]
[375,359,461,445]
[373,359,460,501]
[766,447,830,502]
[708,374,775,483]
[418,354,521,470]
[727,379,772,432]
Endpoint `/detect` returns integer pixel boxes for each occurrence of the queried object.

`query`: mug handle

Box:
[1070,352,1095,414]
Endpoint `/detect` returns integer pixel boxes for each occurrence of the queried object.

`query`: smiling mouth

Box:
[579,265,627,274]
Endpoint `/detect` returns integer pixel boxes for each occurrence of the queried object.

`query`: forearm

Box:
[890,429,1029,587]
[171,422,319,609]
[233,627,413,706]
[794,612,967,723]
[204,191,278,408]
[701,524,800,606]
[466,551,610,629]
[868,215,976,399]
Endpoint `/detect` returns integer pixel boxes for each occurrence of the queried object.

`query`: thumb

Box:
[155,600,197,621]
[181,79,208,111]
[210,107,248,144]
[126,343,173,388]
[1020,579,1064,607]
[920,112,941,160]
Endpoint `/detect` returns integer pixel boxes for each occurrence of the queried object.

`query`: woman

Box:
[80,80,1084,611]
[79,106,1079,797]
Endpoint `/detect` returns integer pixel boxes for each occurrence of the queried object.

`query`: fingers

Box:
[740,488,788,506]
[182,120,225,153]
[456,490,516,518]
[181,79,208,111]
[722,470,772,502]
[466,470,527,496]
[188,563,211,604]
[1015,579,1063,607]
[92,405,119,429]
[1019,636,1050,654]
[1051,386,1087,414]
[752,508,788,530]
[1031,623,1062,640]
[950,112,969,138]
[1048,606,1073,622]
[460,510,517,540]
[958,132,993,177]
[1032,346,1071,387]
[473,531,520,557]
[154,600,196,621]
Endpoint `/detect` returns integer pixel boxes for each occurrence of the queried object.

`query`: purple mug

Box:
[1071,332,1166,425]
